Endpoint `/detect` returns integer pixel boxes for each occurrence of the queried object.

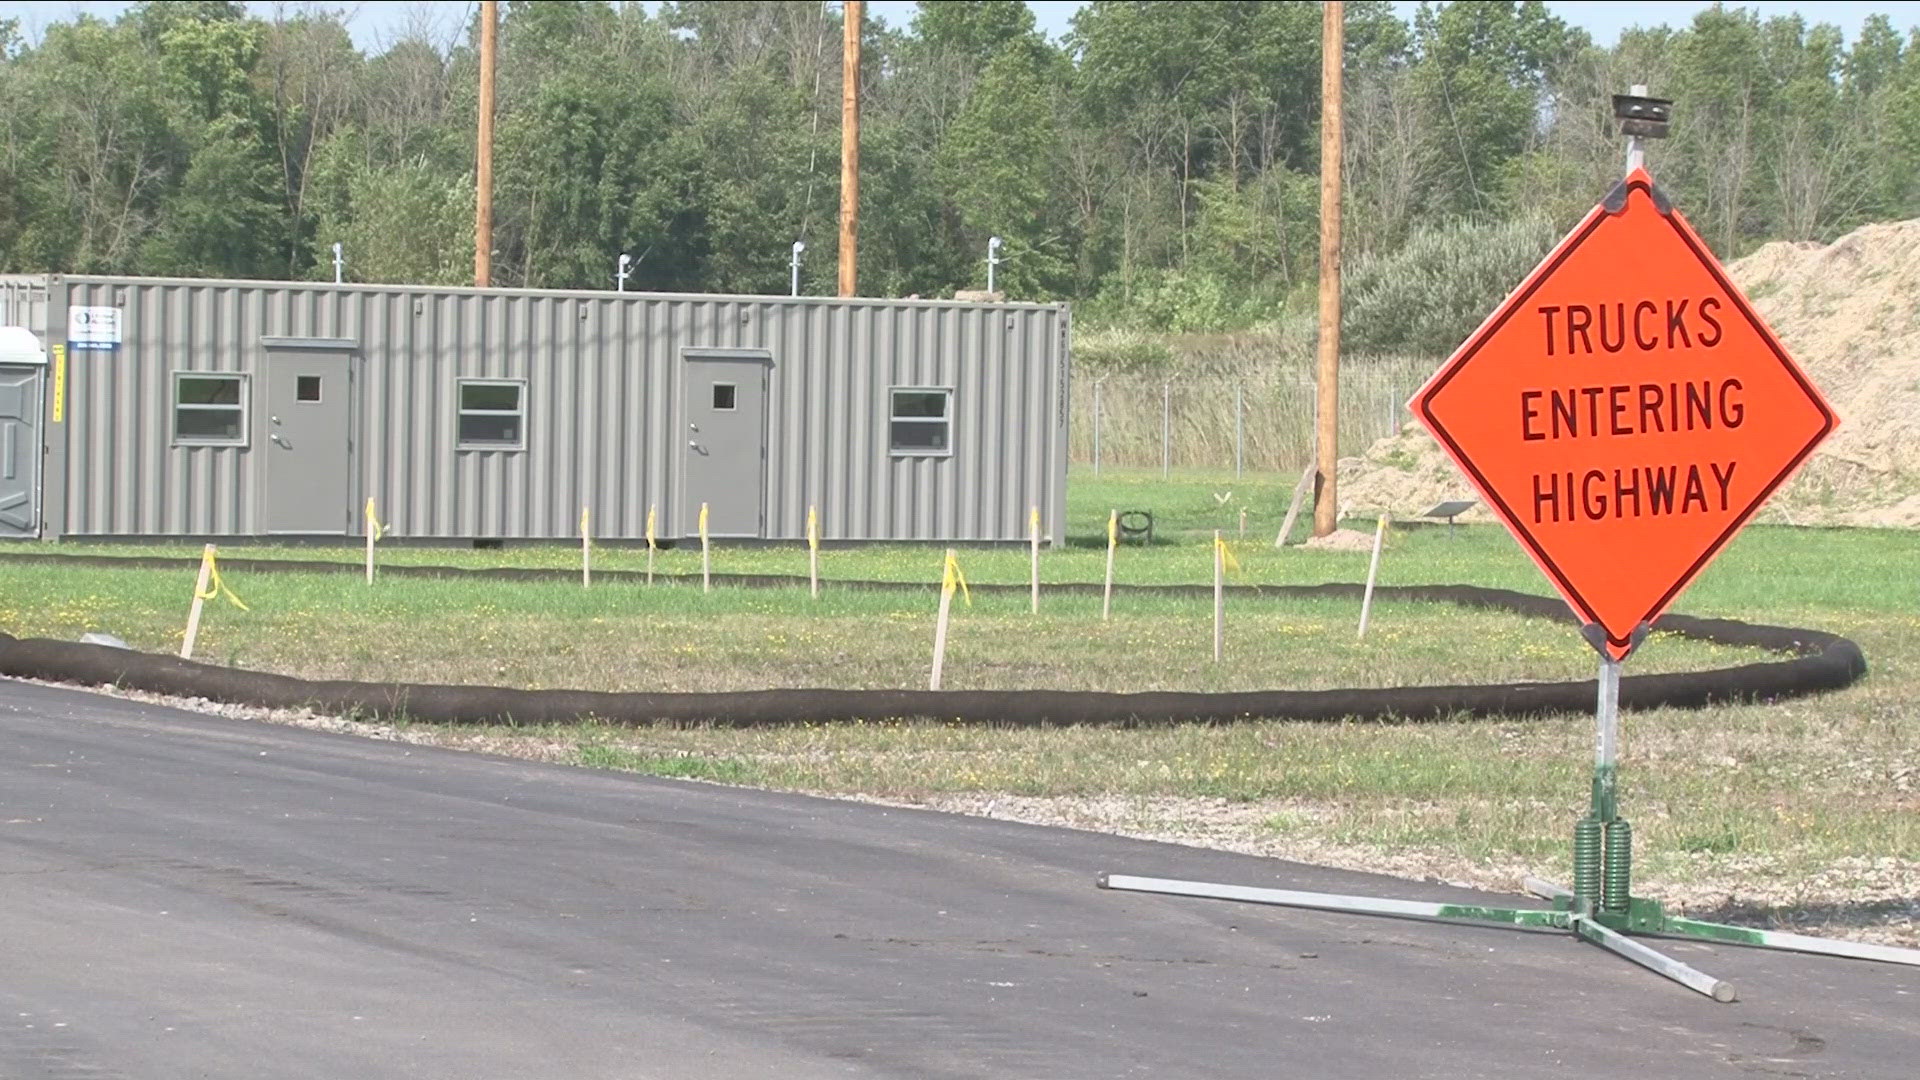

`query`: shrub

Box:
[1342,216,1561,357]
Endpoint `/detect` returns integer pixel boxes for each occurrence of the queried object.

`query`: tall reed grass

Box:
[1069,362,1430,474]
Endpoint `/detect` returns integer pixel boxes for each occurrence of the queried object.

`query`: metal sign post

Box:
[1097,89,1920,1001]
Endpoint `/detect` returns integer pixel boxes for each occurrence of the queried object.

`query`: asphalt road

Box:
[0,680,1912,1078]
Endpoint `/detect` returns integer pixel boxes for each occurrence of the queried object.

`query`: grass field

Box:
[0,561,1768,692]
[1,467,1915,942]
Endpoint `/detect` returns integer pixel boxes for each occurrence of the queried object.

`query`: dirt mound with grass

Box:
[1340,218,1920,528]
[1299,527,1379,551]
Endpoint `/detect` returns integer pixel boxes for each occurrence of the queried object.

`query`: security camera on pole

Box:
[790,241,806,297]
[986,236,1003,295]
[1099,87,1918,1001]
[615,253,633,292]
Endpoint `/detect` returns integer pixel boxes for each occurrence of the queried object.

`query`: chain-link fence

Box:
[1071,360,1431,476]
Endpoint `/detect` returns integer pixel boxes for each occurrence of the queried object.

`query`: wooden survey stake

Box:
[929,548,968,690]
[699,502,711,593]
[1102,509,1117,621]
[645,504,657,585]
[180,545,247,659]
[581,506,592,588]
[1030,506,1041,614]
[808,504,820,599]
[1212,531,1225,662]
[181,544,215,659]
[364,497,385,585]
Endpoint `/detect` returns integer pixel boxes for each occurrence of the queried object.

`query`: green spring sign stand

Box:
[1100,627,1920,1002]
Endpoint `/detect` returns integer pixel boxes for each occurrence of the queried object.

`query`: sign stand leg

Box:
[1097,623,1920,1000]
[1573,914,1736,1002]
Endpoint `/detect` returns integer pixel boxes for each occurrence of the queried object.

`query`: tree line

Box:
[2,1,1916,336]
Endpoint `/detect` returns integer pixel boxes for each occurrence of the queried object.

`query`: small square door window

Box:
[297,375,322,402]
[712,383,737,411]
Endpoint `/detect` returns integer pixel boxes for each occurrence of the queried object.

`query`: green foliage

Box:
[937,42,1074,296]
[1342,215,1561,357]
[910,0,1040,67]
[1070,327,1175,374]
[1190,169,1319,293]
[1,0,1918,327]
[494,69,684,289]
[309,154,475,286]
[1082,266,1276,334]
[1408,2,1586,215]
[141,115,283,277]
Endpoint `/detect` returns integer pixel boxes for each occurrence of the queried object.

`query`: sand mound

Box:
[1300,527,1379,551]
[1340,218,1920,528]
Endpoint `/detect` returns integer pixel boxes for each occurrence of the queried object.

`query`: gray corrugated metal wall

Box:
[42,276,1069,543]
[0,277,48,335]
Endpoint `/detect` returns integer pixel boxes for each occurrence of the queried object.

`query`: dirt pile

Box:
[1340,218,1920,528]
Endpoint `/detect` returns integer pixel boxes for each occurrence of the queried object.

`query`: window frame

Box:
[171,371,250,447]
[887,386,954,458]
[455,377,528,452]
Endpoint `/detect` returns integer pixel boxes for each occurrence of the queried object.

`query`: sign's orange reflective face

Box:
[1410,169,1835,660]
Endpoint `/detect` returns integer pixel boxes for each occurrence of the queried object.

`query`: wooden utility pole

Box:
[838,0,861,297]
[1313,0,1343,537]
[475,0,497,288]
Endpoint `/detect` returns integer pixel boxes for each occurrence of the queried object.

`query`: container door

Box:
[681,352,770,538]
[265,349,354,534]
[0,365,42,538]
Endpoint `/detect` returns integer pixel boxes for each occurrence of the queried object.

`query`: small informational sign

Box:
[67,306,122,350]
[1409,167,1835,660]
[51,344,66,423]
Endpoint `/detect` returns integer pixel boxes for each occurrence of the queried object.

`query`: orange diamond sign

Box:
[1409,168,1835,660]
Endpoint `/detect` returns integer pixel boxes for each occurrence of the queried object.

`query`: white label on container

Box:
[68,306,121,349]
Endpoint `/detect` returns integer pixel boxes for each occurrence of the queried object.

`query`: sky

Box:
[3,0,1918,53]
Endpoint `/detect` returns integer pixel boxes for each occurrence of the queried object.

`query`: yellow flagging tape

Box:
[196,551,249,611]
[581,505,591,545]
[645,505,657,549]
[699,502,710,541]
[1215,534,1240,575]
[807,505,819,551]
[1107,510,1117,549]
[941,552,972,607]
[51,345,66,423]
[365,497,387,541]
[1031,507,1041,536]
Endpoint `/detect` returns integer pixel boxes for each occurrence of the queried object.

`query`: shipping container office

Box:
[0,275,1070,545]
